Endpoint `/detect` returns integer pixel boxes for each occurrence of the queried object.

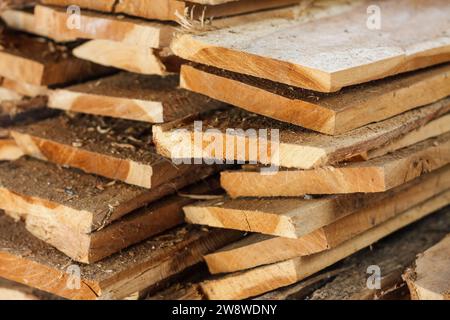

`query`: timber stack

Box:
[0,0,449,300]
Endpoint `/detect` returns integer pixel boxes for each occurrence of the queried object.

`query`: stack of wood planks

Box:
[0,0,449,301]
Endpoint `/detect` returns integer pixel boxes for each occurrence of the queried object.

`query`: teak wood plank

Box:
[172,0,450,92]
[0,157,219,233]
[0,213,240,300]
[0,30,112,86]
[221,132,450,197]
[48,73,223,122]
[197,191,450,300]
[181,63,450,135]
[204,167,450,273]
[153,98,450,169]
[403,234,450,300]
[11,113,200,188]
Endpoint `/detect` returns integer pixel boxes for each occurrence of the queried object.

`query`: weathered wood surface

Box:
[181,63,450,134]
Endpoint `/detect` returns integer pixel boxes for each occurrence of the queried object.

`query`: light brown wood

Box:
[403,234,450,300]
[0,213,240,300]
[0,86,23,102]
[204,166,450,273]
[181,63,450,134]
[0,96,51,127]
[153,98,450,170]
[0,139,23,161]
[221,132,450,197]
[48,73,223,122]
[1,77,48,98]
[35,5,174,48]
[198,190,450,299]
[172,0,450,92]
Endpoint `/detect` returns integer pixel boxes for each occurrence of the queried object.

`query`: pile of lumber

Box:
[0,0,449,301]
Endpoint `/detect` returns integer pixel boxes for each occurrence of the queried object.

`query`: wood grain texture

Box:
[48,73,223,122]
[221,133,450,197]
[198,191,450,299]
[1,78,48,98]
[172,0,450,92]
[0,213,241,300]
[205,166,450,273]
[153,98,450,169]
[181,63,450,134]
[403,234,450,300]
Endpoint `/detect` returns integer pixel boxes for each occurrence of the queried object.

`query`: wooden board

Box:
[0,30,112,86]
[0,157,220,233]
[0,139,23,161]
[197,191,450,299]
[0,86,23,102]
[73,39,183,75]
[1,77,48,98]
[5,178,225,263]
[0,278,56,300]
[181,63,450,134]
[48,73,223,122]
[34,5,174,48]
[172,0,450,92]
[204,166,450,273]
[221,132,450,197]
[0,213,241,300]
[403,234,450,300]
[0,96,52,127]
[153,98,450,169]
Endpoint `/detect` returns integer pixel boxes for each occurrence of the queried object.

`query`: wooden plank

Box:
[153,98,450,169]
[197,190,450,300]
[0,139,23,161]
[1,77,48,98]
[0,86,23,101]
[403,234,450,300]
[34,5,174,48]
[172,0,450,92]
[4,178,227,263]
[0,96,51,127]
[181,63,450,135]
[0,30,112,86]
[204,166,450,273]
[48,73,223,122]
[0,157,220,233]
[0,213,241,300]
[221,132,450,197]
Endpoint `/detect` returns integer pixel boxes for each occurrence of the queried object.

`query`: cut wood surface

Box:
[5,178,226,263]
[221,132,450,197]
[153,98,450,169]
[0,30,112,86]
[204,166,450,273]
[1,78,48,98]
[181,63,450,134]
[0,213,240,300]
[0,139,23,161]
[35,5,174,48]
[0,96,51,127]
[0,86,23,102]
[403,234,450,300]
[172,0,450,92]
[48,73,223,122]
[0,278,57,300]
[197,191,450,300]
[73,40,182,75]
[0,157,219,233]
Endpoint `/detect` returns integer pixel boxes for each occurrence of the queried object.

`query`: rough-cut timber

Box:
[0,139,23,161]
[197,191,450,300]
[0,213,240,300]
[172,0,450,92]
[0,157,219,233]
[1,77,48,98]
[0,30,112,86]
[11,113,198,188]
[48,73,223,122]
[0,278,60,300]
[0,87,22,101]
[0,96,51,127]
[403,234,450,300]
[5,178,225,263]
[153,98,450,169]
[35,5,174,48]
[221,133,450,197]
[181,63,450,134]
[204,166,450,273]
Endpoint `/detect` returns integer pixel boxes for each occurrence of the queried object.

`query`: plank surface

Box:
[172,0,450,92]
[153,98,450,169]
[0,139,23,161]
[0,96,51,127]
[0,157,219,233]
[403,234,450,300]
[221,132,450,197]
[1,77,48,98]
[0,213,240,300]
[198,192,450,299]
[204,167,450,273]
[48,73,223,122]
[181,63,450,134]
